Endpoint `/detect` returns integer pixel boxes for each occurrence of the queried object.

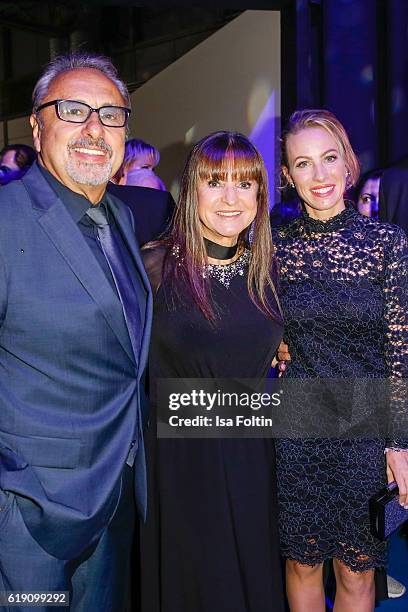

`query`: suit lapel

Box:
[21,165,135,364]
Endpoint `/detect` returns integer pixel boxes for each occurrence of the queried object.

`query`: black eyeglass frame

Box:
[35,99,131,128]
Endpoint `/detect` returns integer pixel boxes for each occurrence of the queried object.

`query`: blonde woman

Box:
[273,109,408,611]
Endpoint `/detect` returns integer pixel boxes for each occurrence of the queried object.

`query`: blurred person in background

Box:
[379,164,408,236]
[113,138,167,190]
[108,138,174,246]
[0,143,36,185]
[356,169,383,219]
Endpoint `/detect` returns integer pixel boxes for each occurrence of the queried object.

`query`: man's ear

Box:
[30,113,41,154]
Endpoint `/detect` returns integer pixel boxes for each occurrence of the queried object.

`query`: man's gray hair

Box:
[32,52,131,110]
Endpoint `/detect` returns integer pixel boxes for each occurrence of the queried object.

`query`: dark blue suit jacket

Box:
[379,166,408,236]
[0,164,152,560]
[107,182,175,246]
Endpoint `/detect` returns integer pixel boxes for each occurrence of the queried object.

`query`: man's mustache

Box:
[68,138,113,157]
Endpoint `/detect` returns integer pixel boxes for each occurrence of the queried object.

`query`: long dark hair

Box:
[149,131,281,323]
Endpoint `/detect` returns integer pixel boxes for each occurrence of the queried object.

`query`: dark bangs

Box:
[196,132,264,185]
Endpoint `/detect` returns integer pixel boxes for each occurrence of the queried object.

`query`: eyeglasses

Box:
[35,99,131,128]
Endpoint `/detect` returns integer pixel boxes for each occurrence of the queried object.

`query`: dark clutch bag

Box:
[369,481,408,540]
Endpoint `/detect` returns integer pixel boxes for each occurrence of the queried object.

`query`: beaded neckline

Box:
[301,203,357,234]
[204,249,250,288]
[170,244,250,289]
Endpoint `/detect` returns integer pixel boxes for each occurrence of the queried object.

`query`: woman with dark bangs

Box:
[140,131,285,612]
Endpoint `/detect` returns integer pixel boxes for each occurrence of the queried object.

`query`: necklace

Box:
[204,238,238,260]
[204,249,250,288]
[170,243,249,289]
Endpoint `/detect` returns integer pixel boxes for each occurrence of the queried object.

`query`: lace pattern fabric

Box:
[272,207,408,571]
[275,437,387,571]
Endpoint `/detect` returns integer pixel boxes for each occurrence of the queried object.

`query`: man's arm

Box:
[0,251,7,327]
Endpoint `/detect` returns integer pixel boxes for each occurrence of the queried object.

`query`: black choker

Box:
[204,238,238,260]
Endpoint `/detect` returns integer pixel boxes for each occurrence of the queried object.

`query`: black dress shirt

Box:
[38,163,131,297]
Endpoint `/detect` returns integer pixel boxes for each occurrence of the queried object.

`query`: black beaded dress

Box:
[140,247,285,612]
[272,205,407,572]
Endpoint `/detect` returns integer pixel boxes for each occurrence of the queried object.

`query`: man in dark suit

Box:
[0,53,151,611]
[379,165,408,236]
[107,182,175,245]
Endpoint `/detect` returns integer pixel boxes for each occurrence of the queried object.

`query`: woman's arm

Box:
[382,226,408,505]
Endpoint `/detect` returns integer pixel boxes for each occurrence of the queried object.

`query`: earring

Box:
[345,169,351,188]
[289,179,295,188]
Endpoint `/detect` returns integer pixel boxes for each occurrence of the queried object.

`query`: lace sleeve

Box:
[383,226,408,447]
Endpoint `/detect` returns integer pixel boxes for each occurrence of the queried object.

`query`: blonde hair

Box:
[114,139,160,183]
[280,109,360,189]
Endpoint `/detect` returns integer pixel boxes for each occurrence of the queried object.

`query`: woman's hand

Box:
[386,450,408,508]
[272,340,291,375]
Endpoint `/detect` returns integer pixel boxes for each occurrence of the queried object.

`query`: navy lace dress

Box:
[272,206,407,572]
